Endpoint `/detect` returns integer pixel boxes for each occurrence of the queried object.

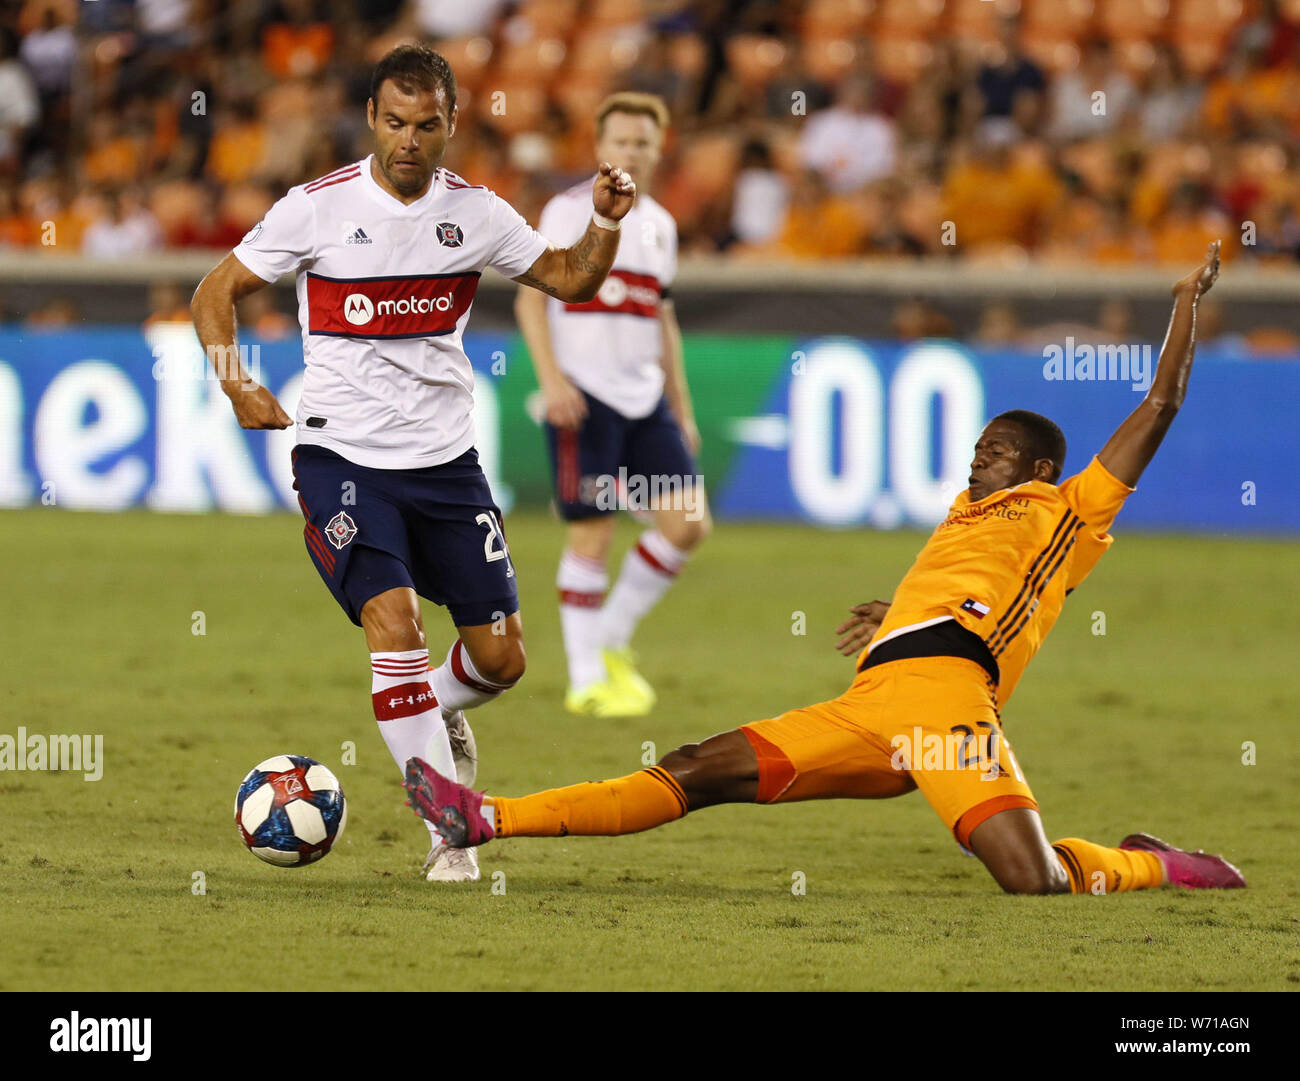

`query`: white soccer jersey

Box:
[233,156,550,469]
[538,181,677,419]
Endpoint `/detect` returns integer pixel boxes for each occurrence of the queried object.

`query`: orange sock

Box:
[491,766,689,838]
[1052,838,1164,894]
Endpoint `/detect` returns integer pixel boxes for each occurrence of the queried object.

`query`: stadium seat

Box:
[1021,0,1095,37]
[17,0,77,35]
[1112,35,1158,78]
[586,0,646,28]
[434,37,495,94]
[676,133,740,200]
[667,33,709,81]
[262,23,335,80]
[1173,34,1227,77]
[949,0,1021,43]
[1234,141,1289,186]
[1021,30,1083,74]
[898,182,942,250]
[1059,139,1119,197]
[1097,0,1170,40]
[220,182,274,233]
[568,27,643,81]
[514,0,582,38]
[552,79,612,131]
[724,34,789,93]
[148,180,207,242]
[1174,0,1246,38]
[764,128,803,174]
[872,35,935,86]
[876,0,947,35]
[1171,0,1246,75]
[801,36,862,87]
[801,0,875,38]
[496,35,568,88]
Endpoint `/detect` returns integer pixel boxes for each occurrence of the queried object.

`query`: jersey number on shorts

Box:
[951,721,1026,781]
[476,512,515,578]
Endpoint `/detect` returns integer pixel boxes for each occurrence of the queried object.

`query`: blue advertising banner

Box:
[0,328,1295,534]
[0,325,514,515]
[717,337,1298,535]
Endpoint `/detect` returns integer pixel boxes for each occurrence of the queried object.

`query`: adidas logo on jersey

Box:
[345,225,373,245]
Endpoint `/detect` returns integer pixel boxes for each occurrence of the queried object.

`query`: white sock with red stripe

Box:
[557,549,608,690]
[429,638,515,712]
[601,530,689,650]
[371,649,453,837]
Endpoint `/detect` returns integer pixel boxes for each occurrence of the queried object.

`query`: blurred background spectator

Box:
[0,0,1295,273]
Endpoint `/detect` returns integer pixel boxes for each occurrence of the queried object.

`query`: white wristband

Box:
[592,212,621,231]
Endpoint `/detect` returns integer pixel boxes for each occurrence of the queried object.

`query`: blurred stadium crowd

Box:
[1,0,1298,271]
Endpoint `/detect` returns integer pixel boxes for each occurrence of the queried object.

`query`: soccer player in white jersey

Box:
[516,93,711,718]
[191,46,636,881]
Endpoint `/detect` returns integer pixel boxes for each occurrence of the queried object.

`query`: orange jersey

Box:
[865,456,1134,707]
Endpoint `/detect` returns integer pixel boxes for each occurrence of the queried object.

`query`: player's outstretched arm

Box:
[191,253,293,430]
[1096,241,1220,487]
[512,163,635,303]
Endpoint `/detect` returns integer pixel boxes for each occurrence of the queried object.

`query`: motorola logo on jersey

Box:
[344,293,374,325]
[597,275,628,308]
[377,293,456,316]
[308,271,482,339]
[594,275,661,311]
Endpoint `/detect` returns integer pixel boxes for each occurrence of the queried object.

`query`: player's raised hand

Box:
[225,383,293,429]
[592,162,636,222]
[835,600,891,656]
[1173,239,1221,299]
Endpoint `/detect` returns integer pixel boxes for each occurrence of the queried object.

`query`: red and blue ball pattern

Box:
[235,754,347,866]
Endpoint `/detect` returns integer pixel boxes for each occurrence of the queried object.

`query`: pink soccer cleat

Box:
[1120,832,1246,889]
[404,757,496,849]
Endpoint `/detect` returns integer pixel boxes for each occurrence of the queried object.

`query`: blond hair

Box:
[596,92,670,136]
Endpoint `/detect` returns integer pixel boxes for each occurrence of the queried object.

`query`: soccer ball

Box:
[235,755,347,866]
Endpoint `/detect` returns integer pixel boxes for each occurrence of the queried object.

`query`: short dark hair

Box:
[993,409,1067,482]
[370,45,457,115]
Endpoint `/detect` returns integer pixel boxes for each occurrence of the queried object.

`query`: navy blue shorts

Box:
[543,391,700,522]
[290,444,518,628]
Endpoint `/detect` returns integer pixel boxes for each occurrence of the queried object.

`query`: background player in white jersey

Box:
[190,45,636,881]
[517,93,711,718]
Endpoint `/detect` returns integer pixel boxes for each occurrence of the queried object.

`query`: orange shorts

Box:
[740,656,1037,849]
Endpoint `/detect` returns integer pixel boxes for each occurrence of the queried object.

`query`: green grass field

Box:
[1,508,1297,991]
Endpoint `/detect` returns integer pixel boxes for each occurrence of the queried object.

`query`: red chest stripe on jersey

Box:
[307,271,481,339]
[563,269,661,318]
